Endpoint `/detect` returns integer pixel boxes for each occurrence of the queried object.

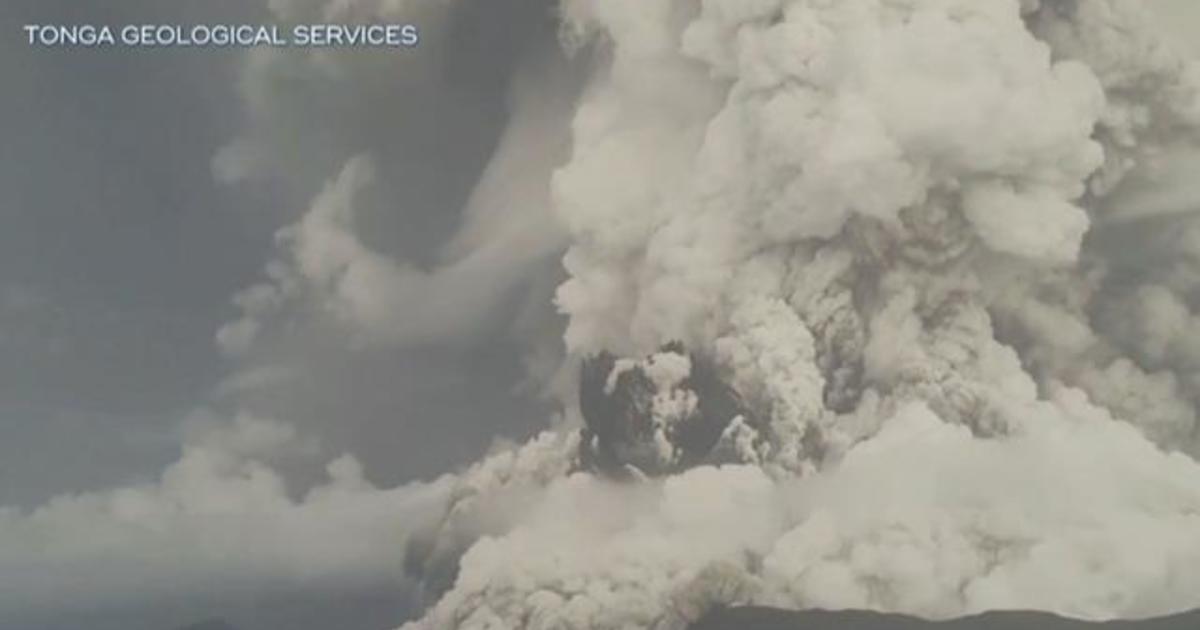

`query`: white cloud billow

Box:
[404,1,1200,628]
[0,413,451,618]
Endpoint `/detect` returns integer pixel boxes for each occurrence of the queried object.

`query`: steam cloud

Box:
[403,1,1200,628]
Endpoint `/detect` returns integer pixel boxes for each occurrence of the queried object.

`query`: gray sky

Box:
[0,0,270,505]
[0,0,558,504]
[1,1,559,628]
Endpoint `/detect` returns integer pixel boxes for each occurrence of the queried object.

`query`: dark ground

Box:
[690,607,1200,630]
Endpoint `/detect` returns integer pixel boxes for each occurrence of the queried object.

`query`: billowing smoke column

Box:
[404,1,1200,628]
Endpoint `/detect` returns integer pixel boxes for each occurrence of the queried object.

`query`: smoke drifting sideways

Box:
[210,0,584,492]
[0,412,451,629]
[215,0,578,359]
[2,1,576,628]
[401,1,1200,629]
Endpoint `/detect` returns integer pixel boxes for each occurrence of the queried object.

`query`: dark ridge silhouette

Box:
[173,619,240,630]
[689,606,1200,630]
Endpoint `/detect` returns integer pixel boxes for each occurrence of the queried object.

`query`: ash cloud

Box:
[7,1,1200,629]
[403,1,1200,629]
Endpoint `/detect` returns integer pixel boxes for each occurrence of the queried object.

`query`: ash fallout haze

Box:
[4,2,1200,630]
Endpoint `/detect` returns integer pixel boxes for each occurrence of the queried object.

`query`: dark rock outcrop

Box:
[689,606,1200,630]
[578,343,754,477]
[173,619,240,630]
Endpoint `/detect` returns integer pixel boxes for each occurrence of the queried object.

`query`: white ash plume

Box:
[404,1,1200,628]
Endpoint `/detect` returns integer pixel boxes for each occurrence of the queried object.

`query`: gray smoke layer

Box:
[403,1,1200,629]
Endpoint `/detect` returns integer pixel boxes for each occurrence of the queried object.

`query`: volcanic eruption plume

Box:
[402,1,1200,628]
